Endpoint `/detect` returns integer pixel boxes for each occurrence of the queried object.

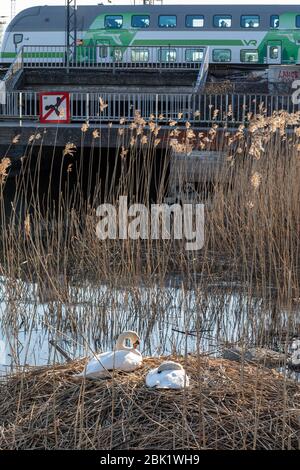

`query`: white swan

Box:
[77,331,142,378]
[291,338,300,352]
[145,361,190,390]
[288,338,300,371]
[290,350,300,370]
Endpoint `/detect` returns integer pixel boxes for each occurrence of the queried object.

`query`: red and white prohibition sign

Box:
[39,92,70,124]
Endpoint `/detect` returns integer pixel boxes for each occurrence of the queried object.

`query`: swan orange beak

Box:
[133,340,140,349]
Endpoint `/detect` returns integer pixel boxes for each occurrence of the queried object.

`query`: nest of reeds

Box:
[0,356,299,450]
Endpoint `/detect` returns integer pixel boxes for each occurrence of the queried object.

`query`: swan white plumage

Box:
[77,331,142,378]
[290,350,300,369]
[291,338,300,352]
[288,338,300,371]
[145,361,190,390]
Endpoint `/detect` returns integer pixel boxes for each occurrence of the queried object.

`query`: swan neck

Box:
[115,336,133,351]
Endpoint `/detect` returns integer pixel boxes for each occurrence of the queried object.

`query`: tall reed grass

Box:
[0,108,299,449]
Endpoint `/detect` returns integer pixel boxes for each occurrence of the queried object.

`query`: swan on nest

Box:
[145,361,190,390]
[291,338,300,352]
[76,331,142,378]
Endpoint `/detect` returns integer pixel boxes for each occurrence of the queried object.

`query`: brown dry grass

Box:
[0,356,299,450]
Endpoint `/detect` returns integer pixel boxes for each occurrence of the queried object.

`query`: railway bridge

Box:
[0,44,299,192]
[0,45,298,140]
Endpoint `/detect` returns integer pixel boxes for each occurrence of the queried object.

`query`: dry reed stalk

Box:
[0,110,299,450]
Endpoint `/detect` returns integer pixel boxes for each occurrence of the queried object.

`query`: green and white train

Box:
[1,4,300,67]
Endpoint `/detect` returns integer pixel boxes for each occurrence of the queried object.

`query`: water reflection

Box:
[0,277,298,374]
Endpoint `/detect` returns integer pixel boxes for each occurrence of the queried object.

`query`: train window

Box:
[241,15,260,28]
[131,49,149,62]
[13,34,23,45]
[105,15,123,29]
[98,46,108,58]
[185,48,204,62]
[159,48,177,62]
[213,49,231,62]
[132,15,150,28]
[158,15,177,28]
[296,16,300,27]
[269,46,279,60]
[240,50,259,62]
[213,15,232,28]
[270,15,279,28]
[186,15,204,28]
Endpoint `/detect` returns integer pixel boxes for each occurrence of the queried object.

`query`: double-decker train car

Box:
[1,4,300,67]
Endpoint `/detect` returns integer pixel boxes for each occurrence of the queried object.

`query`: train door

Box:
[96,40,112,65]
[267,41,282,65]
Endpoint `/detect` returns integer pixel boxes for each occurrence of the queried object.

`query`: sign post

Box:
[39,92,70,124]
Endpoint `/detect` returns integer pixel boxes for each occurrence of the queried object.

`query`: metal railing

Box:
[20,45,204,71]
[0,92,299,124]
